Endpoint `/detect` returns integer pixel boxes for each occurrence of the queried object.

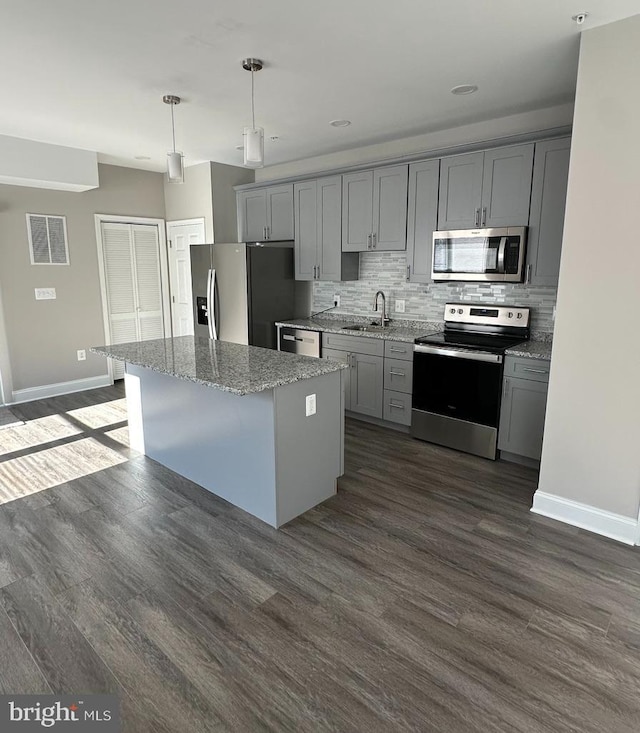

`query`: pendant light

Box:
[242,58,264,169]
[163,94,184,184]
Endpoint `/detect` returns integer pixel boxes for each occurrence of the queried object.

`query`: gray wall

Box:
[314,252,557,334]
[211,162,253,243]
[163,162,214,240]
[538,15,640,518]
[0,163,165,393]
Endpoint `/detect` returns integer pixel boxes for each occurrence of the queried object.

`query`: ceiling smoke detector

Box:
[572,12,589,25]
[451,84,478,96]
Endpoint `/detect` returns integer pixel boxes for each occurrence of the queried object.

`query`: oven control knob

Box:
[450,308,456,314]
[508,312,514,318]
[517,312,523,319]
[457,308,463,314]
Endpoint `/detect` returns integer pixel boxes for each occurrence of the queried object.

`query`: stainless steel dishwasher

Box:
[278,327,321,357]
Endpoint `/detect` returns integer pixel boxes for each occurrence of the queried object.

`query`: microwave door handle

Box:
[497,237,507,273]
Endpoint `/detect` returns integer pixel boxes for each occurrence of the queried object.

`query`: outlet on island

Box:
[77,349,86,361]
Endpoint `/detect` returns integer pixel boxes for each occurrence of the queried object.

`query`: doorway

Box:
[95,215,170,381]
[166,218,205,336]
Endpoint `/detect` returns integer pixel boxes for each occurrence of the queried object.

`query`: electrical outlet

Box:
[35,288,56,300]
[333,294,341,308]
[305,393,316,417]
[77,349,86,361]
[396,299,406,313]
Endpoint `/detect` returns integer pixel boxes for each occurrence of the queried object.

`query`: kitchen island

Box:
[92,336,346,528]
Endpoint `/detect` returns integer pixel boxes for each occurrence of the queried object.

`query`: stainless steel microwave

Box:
[432,227,527,283]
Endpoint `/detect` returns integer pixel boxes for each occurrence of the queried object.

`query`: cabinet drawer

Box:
[383,390,412,426]
[504,356,550,383]
[384,358,413,394]
[384,340,413,361]
[322,332,384,357]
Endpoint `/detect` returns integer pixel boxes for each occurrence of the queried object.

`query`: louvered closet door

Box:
[101,222,164,380]
[131,225,164,341]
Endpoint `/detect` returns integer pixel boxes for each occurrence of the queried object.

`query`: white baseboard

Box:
[11,375,113,404]
[531,490,638,546]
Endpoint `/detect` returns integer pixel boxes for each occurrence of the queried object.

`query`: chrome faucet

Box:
[373,290,388,327]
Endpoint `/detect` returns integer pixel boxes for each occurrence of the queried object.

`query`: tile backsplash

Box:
[313,252,557,334]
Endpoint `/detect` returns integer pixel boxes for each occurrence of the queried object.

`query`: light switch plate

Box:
[35,288,56,300]
[396,299,406,313]
[305,393,316,417]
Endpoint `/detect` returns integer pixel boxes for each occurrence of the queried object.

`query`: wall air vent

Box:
[26,214,69,265]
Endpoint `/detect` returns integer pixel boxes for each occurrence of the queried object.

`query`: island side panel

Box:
[273,369,344,527]
[124,364,278,526]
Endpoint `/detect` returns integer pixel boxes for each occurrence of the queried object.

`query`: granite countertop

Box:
[505,340,553,361]
[276,316,442,343]
[91,336,347,396]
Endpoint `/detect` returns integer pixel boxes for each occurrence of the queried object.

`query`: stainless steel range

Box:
[412,303,530,460]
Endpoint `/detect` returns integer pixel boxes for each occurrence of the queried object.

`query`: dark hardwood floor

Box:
[2,385,640,731]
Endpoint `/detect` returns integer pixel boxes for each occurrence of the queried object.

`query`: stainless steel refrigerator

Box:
[190,242,311,350]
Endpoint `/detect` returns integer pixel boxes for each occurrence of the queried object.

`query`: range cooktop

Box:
[415,330,528,354]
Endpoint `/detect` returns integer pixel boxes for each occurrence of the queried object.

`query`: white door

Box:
[101,222,165,379]
[166,219,205,336]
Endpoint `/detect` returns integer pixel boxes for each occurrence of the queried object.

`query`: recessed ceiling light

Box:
[330,119,351,127]
[134,155,151,160]
[235,145,243,150]
[269,136,279,141]
[451,84,479,96]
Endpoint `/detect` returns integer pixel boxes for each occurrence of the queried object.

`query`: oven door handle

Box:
[496,236,507,273]
[414,344,503,363]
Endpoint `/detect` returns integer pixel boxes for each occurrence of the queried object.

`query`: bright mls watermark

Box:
[1,696,120,731]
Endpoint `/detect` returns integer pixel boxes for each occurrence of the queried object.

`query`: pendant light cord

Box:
[251,66,256,129]
[170,102,177,153]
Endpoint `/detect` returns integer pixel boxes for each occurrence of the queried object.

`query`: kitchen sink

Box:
[341,324,387,332]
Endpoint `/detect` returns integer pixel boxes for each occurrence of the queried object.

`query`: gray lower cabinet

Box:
[383,390,411,426]
[438,144,534,230]
[351,353,384,418]
[406,159,440,283]
[342,165,408,252]
[498,357,549,461]
[322,347,351,405]
[237,184,294,242]
[294,177,358,281]
[526,137,571,287]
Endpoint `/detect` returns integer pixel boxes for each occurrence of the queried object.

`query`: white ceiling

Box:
[0,0,637,172]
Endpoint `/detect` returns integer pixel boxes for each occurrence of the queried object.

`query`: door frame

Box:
[94,214,170,382]
[0,282,12,404]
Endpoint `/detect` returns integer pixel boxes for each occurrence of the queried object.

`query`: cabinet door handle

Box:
[389,347,405,353]
[525,264,532,284]
[406,265,411,281]
[389,370,406,377]
[475,208,481,227]
[372,233,377,249]
[316,265,320,279]
[367,234,372,250]
[522,367,548,374]
[389,402,405,410]
[503,378,510,398]
[267,226,270,239]
[482,207,487,226]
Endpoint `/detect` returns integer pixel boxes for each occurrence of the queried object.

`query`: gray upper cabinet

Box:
[438,144,534,230]
[237,184,293,241]
[481,144,534,227]
[526,137,571,287]
[294,177,358,282]
[342,165,408,252]
[406,159,440,283]
[237,189,267,241]
[293,180,317,280]
[437,152,484,229]
[266,185,294,240]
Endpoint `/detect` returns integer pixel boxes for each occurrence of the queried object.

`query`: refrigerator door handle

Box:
[207,268,219,340]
